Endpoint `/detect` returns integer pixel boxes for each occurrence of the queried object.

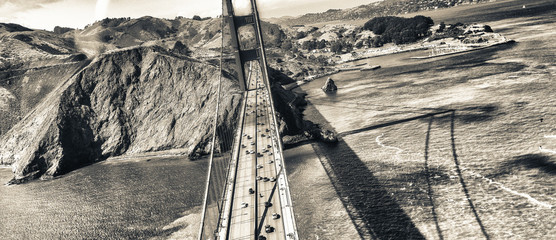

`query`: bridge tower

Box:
[224,0,270,91]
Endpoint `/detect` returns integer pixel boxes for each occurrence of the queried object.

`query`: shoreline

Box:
[410,39,515,59]
[103,148,191,163]
[293,38,515,90]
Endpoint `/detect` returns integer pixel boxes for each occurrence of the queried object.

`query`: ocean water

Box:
[0,157,207,239]
[296,4,556,239]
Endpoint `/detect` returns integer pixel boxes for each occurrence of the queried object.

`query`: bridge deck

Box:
[224,67,288,240]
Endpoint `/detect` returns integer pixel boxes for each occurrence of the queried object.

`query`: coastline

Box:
[296,36,513,89]
[410,39,516,59]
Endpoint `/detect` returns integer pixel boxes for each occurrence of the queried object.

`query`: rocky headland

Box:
[0,46,244,183]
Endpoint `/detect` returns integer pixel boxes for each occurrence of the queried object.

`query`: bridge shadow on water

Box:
[309,105,492,239]
[313,138,425,239]
[308,106,441,239]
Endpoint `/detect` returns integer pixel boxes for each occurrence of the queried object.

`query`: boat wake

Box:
[376,133,404,159]
[466,169,553,209]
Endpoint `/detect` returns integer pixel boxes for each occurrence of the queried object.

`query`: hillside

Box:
[0,46,242,183]
[270,0,493,26]
[0,17,288,136]
[0,23,81,68]
[73,16,221,56]
[0,23,89,136]
[69,16,286,57]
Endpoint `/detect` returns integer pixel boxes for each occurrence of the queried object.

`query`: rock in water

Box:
[0,46,242,182]
[321,77,337,93]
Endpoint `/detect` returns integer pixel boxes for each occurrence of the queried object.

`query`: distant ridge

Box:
[269,0,493,25]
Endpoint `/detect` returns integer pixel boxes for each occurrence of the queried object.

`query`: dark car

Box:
[265,224,275,233]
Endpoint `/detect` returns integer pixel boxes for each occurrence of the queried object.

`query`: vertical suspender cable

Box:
[198,7,226,239]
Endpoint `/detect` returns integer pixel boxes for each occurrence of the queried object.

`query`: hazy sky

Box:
[0,0,382,30]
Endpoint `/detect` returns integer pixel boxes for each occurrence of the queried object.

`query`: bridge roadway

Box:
[222,65,289,240]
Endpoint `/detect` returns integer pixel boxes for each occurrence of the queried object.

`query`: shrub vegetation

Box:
[363,15,434,45]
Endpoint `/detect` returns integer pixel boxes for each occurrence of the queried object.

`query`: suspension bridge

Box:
[198,0,298,239]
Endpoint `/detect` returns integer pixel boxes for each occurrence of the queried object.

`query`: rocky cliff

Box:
[0,46,242,183]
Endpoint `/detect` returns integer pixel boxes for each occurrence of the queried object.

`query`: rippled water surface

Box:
[0,157,206,239]
[296,3,556,239]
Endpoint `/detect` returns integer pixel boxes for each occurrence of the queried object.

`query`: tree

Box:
[192,15,202,21]
[362,15,434,45]
[342,41,353,52]
[172,41,191,56]
[102,35,112,42]
[302,40,322,51]
[316,55,329,65]
[438,22,446,32]
[281,40,293,51]
[317,39,327,49]
[330,41,343,53]
[295,31,307,39]
[371,36,383,48]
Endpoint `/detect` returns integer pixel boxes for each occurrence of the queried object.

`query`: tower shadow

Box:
[308,107,435,239]
[313,139,425,239]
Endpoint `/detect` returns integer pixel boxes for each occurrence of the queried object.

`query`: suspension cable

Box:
[198,8,226,239]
